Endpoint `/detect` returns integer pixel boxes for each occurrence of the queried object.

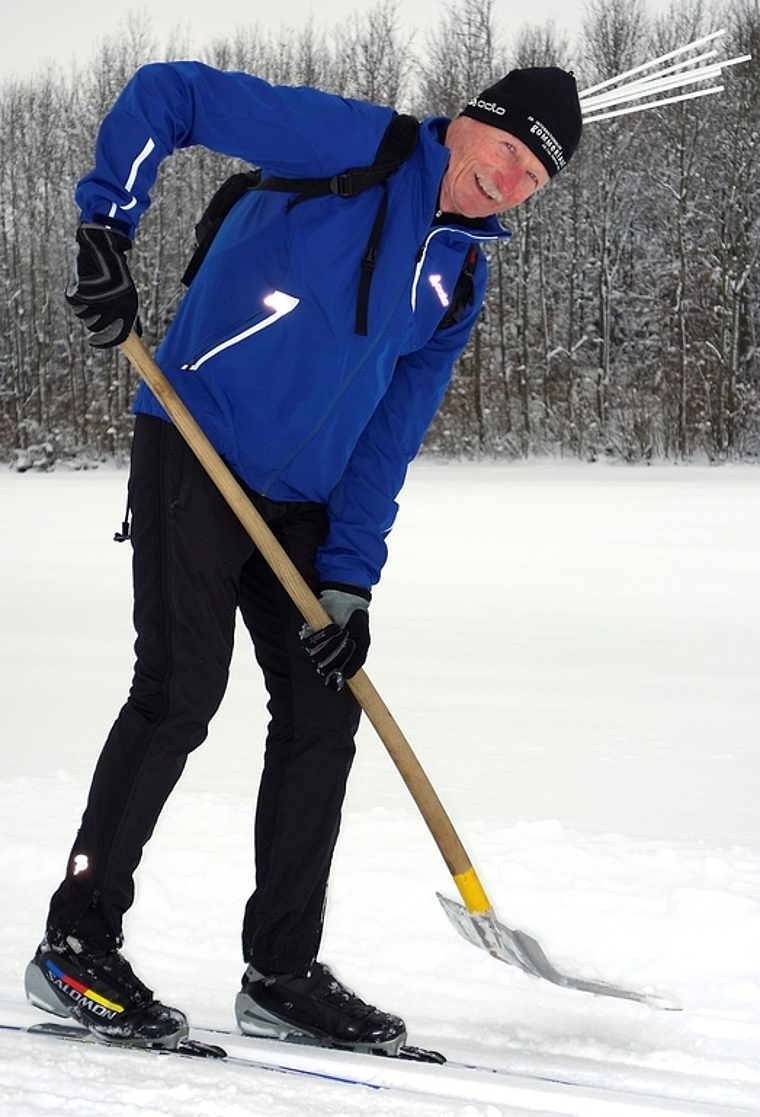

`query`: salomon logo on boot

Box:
[25,934,188,1049]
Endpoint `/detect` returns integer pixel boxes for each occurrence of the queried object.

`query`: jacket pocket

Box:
[182,290,300,371]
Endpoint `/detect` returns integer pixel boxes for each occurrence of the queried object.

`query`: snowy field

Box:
[1,459,759,1115]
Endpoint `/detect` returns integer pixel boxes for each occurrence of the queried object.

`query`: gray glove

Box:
[300,585,371,690]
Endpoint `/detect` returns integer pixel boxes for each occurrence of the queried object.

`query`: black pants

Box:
[48,415,361,975]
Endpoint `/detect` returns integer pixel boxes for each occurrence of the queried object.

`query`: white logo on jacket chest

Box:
[428,274,450,308]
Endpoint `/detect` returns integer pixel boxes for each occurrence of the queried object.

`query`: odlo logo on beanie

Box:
[467,97,506,117]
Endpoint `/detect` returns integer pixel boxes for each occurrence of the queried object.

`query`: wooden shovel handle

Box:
[120,332,491,913]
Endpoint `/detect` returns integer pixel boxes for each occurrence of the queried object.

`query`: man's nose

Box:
[497,165,526,201]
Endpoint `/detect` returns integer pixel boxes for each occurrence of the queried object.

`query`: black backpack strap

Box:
[257,113,419,213]
[351,114,418,335]
[355,190,389,336]
[182,170,262,287]
[352,115,419,336]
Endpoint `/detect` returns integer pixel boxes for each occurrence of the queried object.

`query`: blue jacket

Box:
[76,62,511,587]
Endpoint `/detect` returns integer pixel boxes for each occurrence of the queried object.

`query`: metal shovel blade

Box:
[437,893,680,1010]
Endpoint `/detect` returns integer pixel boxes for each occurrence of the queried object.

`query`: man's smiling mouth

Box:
[475,172,504,205]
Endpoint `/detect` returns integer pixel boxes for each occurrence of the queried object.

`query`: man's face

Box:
[440,116,550,218]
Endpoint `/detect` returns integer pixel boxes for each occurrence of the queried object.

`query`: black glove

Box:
[65,223,139,348]
[300,584,371,690]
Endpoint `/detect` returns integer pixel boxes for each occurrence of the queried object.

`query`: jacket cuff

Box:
[319,581,372,602]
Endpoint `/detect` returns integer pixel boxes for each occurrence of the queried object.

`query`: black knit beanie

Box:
[461,67,582,177]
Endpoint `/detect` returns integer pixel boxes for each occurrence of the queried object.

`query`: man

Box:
[25,63,582,1053]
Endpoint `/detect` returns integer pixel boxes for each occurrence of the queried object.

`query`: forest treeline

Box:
[1,0,758,467]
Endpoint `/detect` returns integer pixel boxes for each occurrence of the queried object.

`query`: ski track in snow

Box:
[1,460,759,1116]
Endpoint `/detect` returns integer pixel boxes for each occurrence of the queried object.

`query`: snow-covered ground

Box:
[1,459,758,1115]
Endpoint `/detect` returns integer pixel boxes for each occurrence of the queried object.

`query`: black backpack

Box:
[182,113,477,336]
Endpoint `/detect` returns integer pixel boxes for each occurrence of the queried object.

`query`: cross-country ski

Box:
[1,1001,756,1115]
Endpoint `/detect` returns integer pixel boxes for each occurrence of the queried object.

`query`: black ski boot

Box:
[235,962,406,1054]
[25,933,188,1049]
